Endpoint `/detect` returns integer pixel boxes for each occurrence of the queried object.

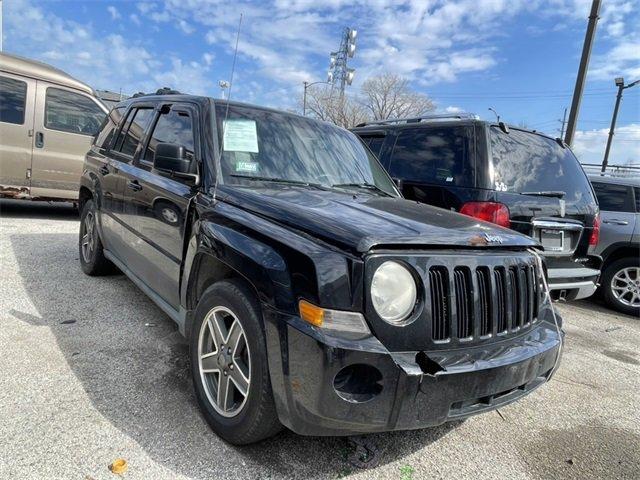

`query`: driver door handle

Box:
[127,180,143,192]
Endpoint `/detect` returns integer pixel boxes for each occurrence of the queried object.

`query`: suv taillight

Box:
[460,202,510,228]
[589,213,601,246]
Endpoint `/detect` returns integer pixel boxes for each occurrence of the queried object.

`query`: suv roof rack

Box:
[582,163,640,179]
[131,87,184,98]
[354,113,479,128]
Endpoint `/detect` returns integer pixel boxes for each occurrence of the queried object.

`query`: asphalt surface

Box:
[1,199,639,480]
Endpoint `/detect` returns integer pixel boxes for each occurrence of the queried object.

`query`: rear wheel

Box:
[79,199,114,276]
[190,280,282,444]
[602,257,640,317]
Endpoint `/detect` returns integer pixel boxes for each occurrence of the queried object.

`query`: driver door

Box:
[31,82,107,200]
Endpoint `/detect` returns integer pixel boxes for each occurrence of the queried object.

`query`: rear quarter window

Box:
[387,126,474,187]
[591,182,634,212]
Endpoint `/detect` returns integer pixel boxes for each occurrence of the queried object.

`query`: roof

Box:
[588,174,640,187]
[0,52,96,96]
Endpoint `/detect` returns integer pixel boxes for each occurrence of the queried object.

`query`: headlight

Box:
[371,261,417,324]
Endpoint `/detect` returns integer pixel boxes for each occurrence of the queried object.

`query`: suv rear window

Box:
[387,126,474,187]
[490,127,595,205]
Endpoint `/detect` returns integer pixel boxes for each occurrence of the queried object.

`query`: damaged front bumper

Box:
[262,305,563,436]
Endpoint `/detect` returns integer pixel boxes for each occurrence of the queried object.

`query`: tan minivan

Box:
[0,52,108,202]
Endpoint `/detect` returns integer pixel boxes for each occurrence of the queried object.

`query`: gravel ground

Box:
[1,199,638,480]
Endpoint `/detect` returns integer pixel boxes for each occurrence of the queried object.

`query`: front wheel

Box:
[602,257,640,317]
[190,280,282,444]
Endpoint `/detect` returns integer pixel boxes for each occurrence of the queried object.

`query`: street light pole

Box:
[564,0,601,147]
[601,77,640,173]
[488,107,500,122]
[302,80,330,116]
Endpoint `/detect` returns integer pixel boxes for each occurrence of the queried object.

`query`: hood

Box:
[218,185,539,253]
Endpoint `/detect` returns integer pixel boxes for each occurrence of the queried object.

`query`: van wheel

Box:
[602,257,640,317]
[190,280,282,444]
[79,199,114,276]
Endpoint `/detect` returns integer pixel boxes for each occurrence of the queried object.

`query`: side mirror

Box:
[153,143,191,174]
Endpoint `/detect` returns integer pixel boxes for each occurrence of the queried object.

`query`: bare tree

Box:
[360,73,435,120]
[303,85,368,128]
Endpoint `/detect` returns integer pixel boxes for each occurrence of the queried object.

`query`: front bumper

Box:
[262,306,563,436]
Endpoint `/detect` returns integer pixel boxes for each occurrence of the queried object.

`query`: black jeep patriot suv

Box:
[352,115,601,302]
[79,95,563,444]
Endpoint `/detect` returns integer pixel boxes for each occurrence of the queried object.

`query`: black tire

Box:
[190,280,282,444]
[601,257,640,317]
[78,199,114,276]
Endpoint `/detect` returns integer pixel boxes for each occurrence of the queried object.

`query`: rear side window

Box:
[591,182,634,212]
[360,135,385,157]
[0,76,27,125]
[490,127,596,207]
[114,107,155,157]
[143,109,195,163]
[45,88,106,135]
[636,188,640,213]
[94,107,125,149]
[388,126,474,187]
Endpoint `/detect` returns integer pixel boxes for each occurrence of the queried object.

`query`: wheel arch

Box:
[601,243,640,270]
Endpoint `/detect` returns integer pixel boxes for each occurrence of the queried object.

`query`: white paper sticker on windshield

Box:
[223,119,259,153]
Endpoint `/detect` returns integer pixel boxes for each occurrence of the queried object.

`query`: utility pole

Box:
[564,0,601,146]
[602,77,640,173]
[327,27,358,99]
[488,107,500,122]
[559,107,568,138]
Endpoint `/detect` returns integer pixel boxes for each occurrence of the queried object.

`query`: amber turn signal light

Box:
[299,299,324,327]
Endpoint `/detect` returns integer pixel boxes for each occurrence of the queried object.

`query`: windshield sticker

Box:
[235,161,259,173]
[223,119,259,153]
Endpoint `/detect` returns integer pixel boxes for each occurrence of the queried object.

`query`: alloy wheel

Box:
[197,306,251,417]
[81,211,95,263]
[611,266,640,308]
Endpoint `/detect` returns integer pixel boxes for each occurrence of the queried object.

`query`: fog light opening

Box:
[416,351,445,376]
[333,364,383,403]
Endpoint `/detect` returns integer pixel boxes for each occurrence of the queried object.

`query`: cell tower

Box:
[327,27,358,98]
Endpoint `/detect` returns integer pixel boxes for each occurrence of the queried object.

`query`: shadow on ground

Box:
[7,229,456,479]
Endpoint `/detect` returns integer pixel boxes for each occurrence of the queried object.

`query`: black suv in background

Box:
[79,96,562,444]
[353,115,601,301]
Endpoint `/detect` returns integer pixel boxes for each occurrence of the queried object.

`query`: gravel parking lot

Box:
[1,199,638,480]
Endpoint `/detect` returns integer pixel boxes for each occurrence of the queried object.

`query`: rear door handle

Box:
[127,180,143,192]
[603,219,629,225]
[99,165,110,176]
[35,131,44,148]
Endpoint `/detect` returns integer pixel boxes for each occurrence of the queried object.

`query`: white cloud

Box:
[107,5,120,20]
[202,53,215,67]
[129,14,141,26]
[590,40,640,81]
[444,106,464,114]
[573,124,640,167]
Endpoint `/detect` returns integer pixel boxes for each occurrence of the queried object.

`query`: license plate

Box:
[540,229,564,252]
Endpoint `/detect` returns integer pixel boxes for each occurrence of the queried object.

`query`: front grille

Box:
[428,261,540,343]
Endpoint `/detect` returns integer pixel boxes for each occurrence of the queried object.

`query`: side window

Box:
[591,182,634,213]
[388,126,473,187]
[114,107,155,157]
[635,188,640,213]
[361,135,385,158]
[45,88,106,135]
[94,107,125,149]
[0,76,28,125]
[143,108,195,166]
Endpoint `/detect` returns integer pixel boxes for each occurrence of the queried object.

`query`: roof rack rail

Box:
[354,113,478,128]
[581,163,640,178]
[131,87,184,98]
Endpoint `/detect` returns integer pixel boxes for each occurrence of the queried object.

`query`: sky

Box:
[4,0,639,166]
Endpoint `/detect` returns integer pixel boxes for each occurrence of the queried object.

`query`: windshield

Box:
[215,104,399,196]
[490,126,596,206]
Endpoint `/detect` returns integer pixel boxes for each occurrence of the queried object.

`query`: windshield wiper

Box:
[521,190,566,198]
[230,174,329,190]
[331,182,395,197]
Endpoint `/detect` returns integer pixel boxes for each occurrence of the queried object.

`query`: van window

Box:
[388,126,474,187]
[0,76,27,125]
[116,107,154,157]
[45,88,106,136]
[490,127,596,207]
[143,109,195,165]
[94,107,125,149]
[360,135,385,157]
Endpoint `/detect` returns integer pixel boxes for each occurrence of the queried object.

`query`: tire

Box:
[78,199,114,276]
[601,257,640,317]
[190,280,282,444]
